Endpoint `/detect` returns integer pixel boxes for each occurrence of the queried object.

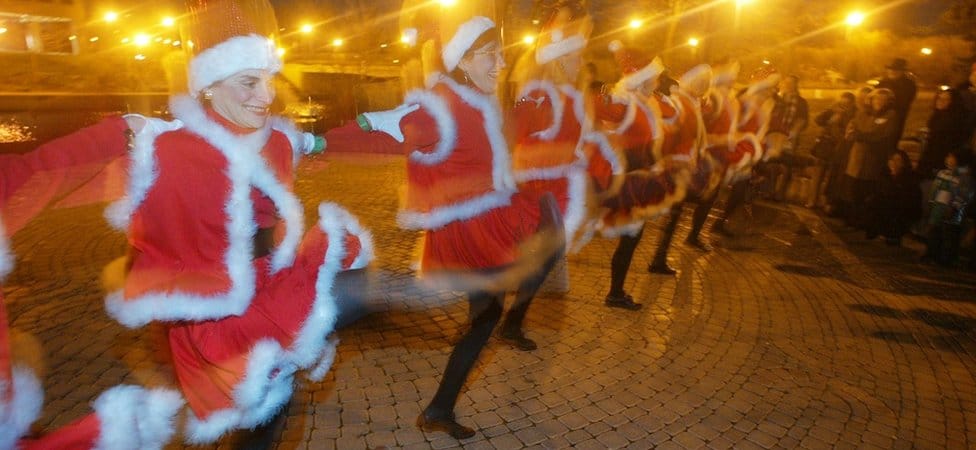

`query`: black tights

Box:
[426,291,504,417]
[425,251,558,417]
[651,192,718,265]
[608,225,645,297]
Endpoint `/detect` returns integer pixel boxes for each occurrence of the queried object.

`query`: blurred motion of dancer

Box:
[100,0,372,446]
[328,5,565,439]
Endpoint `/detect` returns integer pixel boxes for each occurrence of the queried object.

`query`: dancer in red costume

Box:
[710,67,786,236]
[593,42,690,310]
[327,5,564,439]
[1,117,183,449]
[101,0,371,446]
[508,3,624,299]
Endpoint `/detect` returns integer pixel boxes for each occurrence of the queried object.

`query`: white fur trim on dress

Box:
[93,385,183,450]
[185,339,295,444]
[440,77,516,193]
[0,217,12,281]
[514,163,576,183]
[284,202,359,377]
[269,116,312,167]
[397,190,513,230]
[559,84,586,126]
[105,96,304,327]
[582,131,625,174]
[404,89,457,165]
[0,366,43,450]
[536,34,586,65]
[563,169,587,249]
[518,80,564,141]
[189,34,282,96]
[441,16,495,72]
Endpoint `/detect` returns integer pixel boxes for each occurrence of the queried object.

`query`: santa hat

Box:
[535,3,592,65]
[711,61,740,87]
[744,65,780,97]
[441,16,496,72]
[183,0,282,96]
[608,40,664,92]
[679,64,712,97]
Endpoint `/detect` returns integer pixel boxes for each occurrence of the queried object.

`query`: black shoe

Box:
[684,237,712,252]
[417,411,476,440]
[605,293,642,310]
[712,221,734,237]
[648,263,677,275]
[499,328,538,351]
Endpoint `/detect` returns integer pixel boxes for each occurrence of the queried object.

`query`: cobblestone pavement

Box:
[5,153,976,449]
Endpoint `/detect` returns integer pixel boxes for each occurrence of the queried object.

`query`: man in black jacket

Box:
[877,58,917,142]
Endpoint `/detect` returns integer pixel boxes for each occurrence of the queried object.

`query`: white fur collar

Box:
[518,80,565,141]
[438,77,516,193]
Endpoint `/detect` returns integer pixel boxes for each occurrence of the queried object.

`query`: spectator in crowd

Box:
[922,150,974,266]
[957,62,976,147]
[807,91,856,210]
[842,88,899,228]
[826,86,873,217]
[763,74,808,201]
[876,58,917,141]
[863,150,922,246]
[917,88,971,179]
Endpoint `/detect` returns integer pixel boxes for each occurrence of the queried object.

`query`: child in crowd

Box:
[923,150,974,266]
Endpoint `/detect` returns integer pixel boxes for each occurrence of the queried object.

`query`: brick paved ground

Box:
[5,153,976,449]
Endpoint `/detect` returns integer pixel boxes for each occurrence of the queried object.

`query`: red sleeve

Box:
[0,116,129,207]
[324,107,439,155]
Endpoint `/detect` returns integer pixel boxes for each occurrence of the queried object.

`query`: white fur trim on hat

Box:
[620,56,665,92]
[189,34,282,96]
[536,34,586,65]
[442,16,495,72]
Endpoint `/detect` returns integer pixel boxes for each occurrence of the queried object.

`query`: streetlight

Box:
[332,38,343,48]
[104,11,118,23]
[688,37,699,47]
[134,33,151,47]
[162,17,175,27]
[920,47,932,55]
[629,19,643,30]
[845,11,865,27]
[301,24,313,34]
[522,34,535,45]
[440,0,457,6]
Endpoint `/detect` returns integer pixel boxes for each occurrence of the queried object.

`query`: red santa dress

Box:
[593,90,688,237]
[103,96,373,444]
[511,81,623,248]
[0,118,183,450]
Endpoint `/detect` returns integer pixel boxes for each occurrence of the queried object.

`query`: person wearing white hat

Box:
[327,6,565,439]
[507,2,624,313]
[101,0,373,446]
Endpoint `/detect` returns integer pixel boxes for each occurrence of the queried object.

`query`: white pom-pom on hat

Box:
[608,40,623,53]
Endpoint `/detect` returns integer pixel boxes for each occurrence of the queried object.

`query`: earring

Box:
[202,90,213,100]
[461,71,470,84]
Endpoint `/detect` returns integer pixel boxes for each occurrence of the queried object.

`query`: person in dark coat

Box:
[864,150,922,245]
[917,88,971,179]
[876,58,917,141]
[842,88,899,228]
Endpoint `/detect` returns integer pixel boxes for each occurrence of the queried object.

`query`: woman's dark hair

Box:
[448,27,501,85]
[932,88,963,112]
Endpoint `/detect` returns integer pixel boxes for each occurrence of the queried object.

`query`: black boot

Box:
[498,325,537,351]
[417,409,476,440]
[604,293,642,310]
